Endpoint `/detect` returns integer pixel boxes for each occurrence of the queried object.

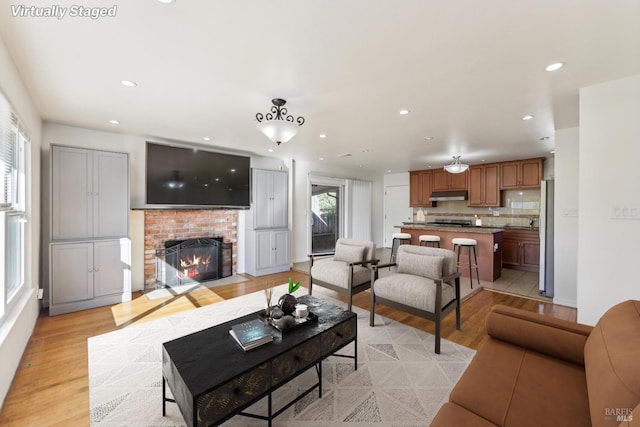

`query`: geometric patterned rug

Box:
[88,284,475,426]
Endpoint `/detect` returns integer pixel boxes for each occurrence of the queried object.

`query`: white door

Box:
[384,185,412,248]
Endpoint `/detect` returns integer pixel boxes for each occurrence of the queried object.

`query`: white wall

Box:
[553,127,579,308]
[0,36,42,408]
[578,74,640,325]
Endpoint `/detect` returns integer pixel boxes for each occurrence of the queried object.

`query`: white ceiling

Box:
[1,0,639,174]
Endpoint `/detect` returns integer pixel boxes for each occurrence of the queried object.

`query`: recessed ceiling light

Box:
[522,115,534,121]
[387,169,392,173]
[550,150,556,154]
[399,109,410,115]
[545,62,564,72]
[539,136,550,141]
[157,0,175,3]
[424,136,434,141]
[319,134,327,138]
[120,80,137,87]
[319,157,324,161]
[108,120,119,125]
[268,148,275,153]
[203,137,211,141]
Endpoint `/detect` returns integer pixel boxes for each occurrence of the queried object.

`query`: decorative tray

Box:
[259,311,318,334]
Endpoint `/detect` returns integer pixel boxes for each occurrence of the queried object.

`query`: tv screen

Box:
[145,142,250,208]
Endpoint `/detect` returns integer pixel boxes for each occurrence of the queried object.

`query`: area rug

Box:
[88,284,475,426]
[144,274,249,300]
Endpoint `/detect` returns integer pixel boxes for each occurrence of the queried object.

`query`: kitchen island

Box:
[398,223,504,281]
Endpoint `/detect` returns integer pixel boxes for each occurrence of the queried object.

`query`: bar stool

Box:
[390,233,412,264]
[452,237,480,288]
[419,235,441,247]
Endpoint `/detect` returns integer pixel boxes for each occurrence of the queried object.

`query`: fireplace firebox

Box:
[155,237,232,288]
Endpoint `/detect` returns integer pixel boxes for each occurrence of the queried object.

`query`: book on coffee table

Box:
[229,318,273,351]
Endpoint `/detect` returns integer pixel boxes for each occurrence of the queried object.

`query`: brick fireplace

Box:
[143,209,238,290]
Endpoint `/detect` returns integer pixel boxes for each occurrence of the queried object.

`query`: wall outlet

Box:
[37,289,44,299]
[492,210,500,217]
[612,206,640,220]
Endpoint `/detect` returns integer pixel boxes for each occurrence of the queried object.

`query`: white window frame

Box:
[0,94,28,324]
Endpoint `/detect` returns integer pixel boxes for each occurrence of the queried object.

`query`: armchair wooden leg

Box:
[369,292,375,327]
[347,295,352,312]
[435,318,441,354]
[308,280,313,295]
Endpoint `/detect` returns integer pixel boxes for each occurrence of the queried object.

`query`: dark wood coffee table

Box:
[162,295,357,426]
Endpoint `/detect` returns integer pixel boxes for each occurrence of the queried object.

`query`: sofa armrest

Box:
[486,305,593,366]
[350,258,380,267]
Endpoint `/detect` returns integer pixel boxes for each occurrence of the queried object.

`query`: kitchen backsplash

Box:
[413,189,541,227]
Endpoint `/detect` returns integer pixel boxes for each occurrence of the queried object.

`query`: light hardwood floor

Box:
[0,270,576,426]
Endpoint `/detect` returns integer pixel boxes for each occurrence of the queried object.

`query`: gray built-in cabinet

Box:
[245,169,290,276]
[49,145,131,315]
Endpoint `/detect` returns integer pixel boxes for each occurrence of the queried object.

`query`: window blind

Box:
[0,94,15,208]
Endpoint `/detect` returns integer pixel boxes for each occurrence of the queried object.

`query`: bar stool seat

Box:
[390,233,412,264]
[452,237,480,288]
[419,235,441,247]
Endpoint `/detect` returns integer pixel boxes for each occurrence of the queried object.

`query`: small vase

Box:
[278,294,297,315]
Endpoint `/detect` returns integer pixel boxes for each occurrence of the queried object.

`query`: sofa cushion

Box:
[310,260,370,289]
[584,300,640,427]
[397,251,444,279]
[373,273,454,312]
[430,402,497,427]
[334,242,365,263]
[449,337,591,427]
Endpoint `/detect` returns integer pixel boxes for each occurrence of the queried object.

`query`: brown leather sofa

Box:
[430,300,640,427]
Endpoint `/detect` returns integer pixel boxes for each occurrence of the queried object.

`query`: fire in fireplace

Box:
[155,237,232,288]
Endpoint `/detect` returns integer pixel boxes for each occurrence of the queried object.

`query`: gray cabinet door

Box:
[50,242,94,304]
[271,171,288,229]
[93,151,129,238]
[274,229,289,267]
[255,231,273,269]
[94,240,128,297]
[52,146,93,240]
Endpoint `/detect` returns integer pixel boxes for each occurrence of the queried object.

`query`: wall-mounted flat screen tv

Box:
[146,142,250,208]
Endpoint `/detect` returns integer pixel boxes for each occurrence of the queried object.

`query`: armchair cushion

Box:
[397,251,444,279]
[372,273,455,312]
[311,260,371,289]
[334,243,365,264]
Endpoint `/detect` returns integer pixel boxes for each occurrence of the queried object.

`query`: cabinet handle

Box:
[94,268,99,272]
[88,268,93,273]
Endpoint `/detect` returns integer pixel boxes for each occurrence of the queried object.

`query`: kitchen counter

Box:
[398,225,504,282]
[401,223,539,232]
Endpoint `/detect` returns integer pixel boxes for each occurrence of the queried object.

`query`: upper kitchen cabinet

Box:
[409,170,434,207]
[500,158,543,190]
[433,169,468,191]
[468,163,500,207]
[252,168,288,229]
[51,146,129,240]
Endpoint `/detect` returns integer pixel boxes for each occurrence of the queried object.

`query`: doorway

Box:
[311,184,341,253]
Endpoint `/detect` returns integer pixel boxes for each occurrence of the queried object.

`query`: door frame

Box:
[307,175,345,256]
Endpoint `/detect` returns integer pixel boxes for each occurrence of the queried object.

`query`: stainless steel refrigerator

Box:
[539,180,554,297]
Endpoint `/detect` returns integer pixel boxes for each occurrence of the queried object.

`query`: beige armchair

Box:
[308,238,378,311]
[370,245,461,354]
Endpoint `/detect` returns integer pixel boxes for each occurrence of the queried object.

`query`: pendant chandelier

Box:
[443,156,469,174]
[256,98,305,145]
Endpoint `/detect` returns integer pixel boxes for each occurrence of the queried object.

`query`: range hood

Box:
[429,190,468,201]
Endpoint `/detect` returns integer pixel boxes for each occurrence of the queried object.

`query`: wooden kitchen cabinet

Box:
[409,170,434,207]
[468,163,500,207]
[500,158,543,189]
[502,229,540,272]
[433,169,468,191]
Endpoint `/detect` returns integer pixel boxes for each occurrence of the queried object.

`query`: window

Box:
[0,90,28,322]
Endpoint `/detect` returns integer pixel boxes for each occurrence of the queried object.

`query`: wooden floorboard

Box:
[0,270,576,426]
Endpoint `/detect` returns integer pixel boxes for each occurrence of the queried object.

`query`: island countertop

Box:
[397,223,505,234]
